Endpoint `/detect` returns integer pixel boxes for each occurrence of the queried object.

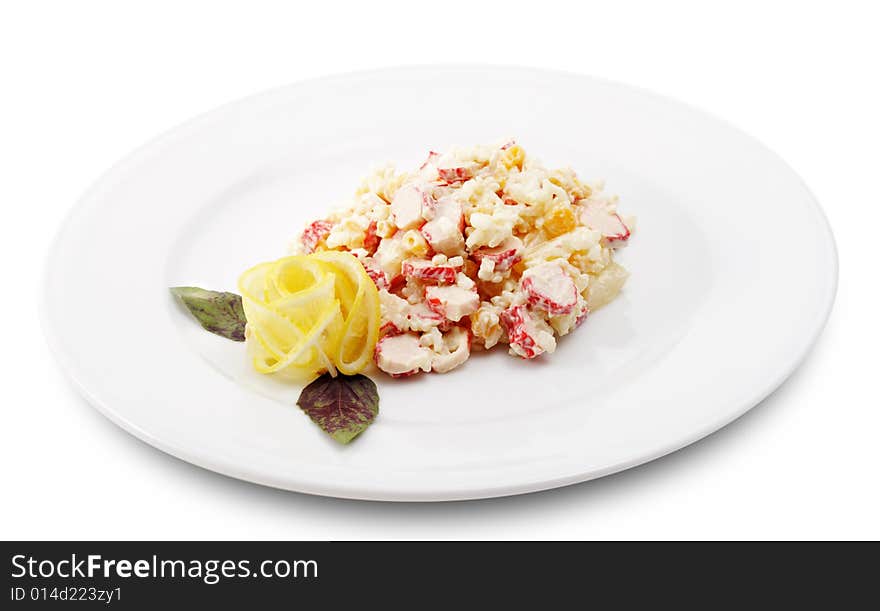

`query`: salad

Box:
[291,140,633,377]
[173,140,633,442]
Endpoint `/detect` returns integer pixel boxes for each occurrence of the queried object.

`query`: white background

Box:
[1,1,877,540]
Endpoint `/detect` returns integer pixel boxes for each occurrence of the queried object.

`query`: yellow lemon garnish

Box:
[238,252,379,380]
[309,251,381,375]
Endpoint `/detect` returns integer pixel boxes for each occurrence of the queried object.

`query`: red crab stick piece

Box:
[421,199,465,255]
[500,305,546,359]
[364,266,389,289]
[521,262,578,315]
[575,302,590,328]
[437,162,479,184]
[361,259,403,291]
[401,258,460,284]
[419,150,441,171]
[379,321,401,337]
[363,220,380,254]
[300,220,333,254]
[391,183,434,230]
[374,333,432,377]
[579,201,630,247]
[422,196,464,226]
[438,197,465,229]
[407,302,449,331]
[471,236,523,271]
[425,285,479,322]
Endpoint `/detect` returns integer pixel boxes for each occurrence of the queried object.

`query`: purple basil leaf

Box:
[296,373,379,444]
[170,286,246,341]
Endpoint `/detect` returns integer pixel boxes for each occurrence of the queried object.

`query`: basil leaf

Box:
[170,286,246,341]
[296,373,379,444]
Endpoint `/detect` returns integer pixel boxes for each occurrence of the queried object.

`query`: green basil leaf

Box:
[170,286,246,342]
[296,373,379,444]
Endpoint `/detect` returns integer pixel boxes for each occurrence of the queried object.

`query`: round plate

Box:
[42,66,837,501]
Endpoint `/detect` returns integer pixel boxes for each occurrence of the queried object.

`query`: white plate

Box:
[42,66,837,501]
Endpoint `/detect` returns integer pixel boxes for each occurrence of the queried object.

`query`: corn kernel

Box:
[543,205,577,237]
[500,145,525,170]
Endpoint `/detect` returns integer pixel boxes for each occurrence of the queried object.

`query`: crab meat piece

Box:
[366,267,388,289]
[575,303,590,327]
[520,262,578,316]
[431,327,471,373]
[422,202,464,256]
[378,289,411,331]
[419,150,441,171]
[379,321,401,337]
[500,305,556,359]
[391,183,434,230]
[447,200,465,232]
[407,302,448,332]
[437,163,478,184]
[579,201,630,247]
[361,258,388,289]
[375,333,433,377]
[471,236,523,271]
[425,285,480,322]
[300,220,333,254]
[363,220,380,254]
[401,258,460,284]
[363,257,403,291]
[373,233,409,279]
[426,196,464,227]
[550,295,590,336]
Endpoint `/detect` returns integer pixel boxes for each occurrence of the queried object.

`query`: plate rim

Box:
[40,64,839,501]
